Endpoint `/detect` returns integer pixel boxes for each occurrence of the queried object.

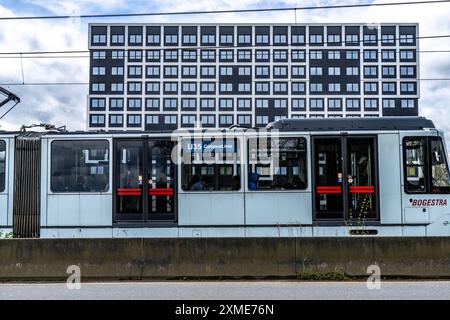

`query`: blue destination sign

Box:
[185,140,236,153]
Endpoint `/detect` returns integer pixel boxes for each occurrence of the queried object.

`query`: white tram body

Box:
[1,117,450,238]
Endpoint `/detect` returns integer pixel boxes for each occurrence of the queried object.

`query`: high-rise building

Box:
[87,23,419,131]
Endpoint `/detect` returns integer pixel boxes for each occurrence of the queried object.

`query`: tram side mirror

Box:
[0,151,5,161]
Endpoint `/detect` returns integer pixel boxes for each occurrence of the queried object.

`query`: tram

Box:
[0,116,449,238]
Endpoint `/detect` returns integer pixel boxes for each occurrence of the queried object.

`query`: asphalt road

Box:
[0,281,449,300]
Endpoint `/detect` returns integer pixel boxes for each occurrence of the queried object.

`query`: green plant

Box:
[0,230,13,239]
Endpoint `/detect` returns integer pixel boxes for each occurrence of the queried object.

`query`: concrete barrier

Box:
[0,237,449,280]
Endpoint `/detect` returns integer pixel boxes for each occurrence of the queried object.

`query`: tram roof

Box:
[267,116,435,132]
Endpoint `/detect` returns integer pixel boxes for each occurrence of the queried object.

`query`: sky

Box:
[0,0,449,146]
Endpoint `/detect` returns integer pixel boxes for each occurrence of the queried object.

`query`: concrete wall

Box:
[0,237,449,280]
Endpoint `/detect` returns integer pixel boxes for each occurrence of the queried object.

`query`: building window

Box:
[147,34,160,44]
[274,99,287,108]
[238,83,251,92]
[237,115,251,125]
[92,51,106,59]
[146,50,160,61]
[110,114,123,126]
[274,34,287,44]
[310,99,324,109]
[128,50,142,61]
[128,66,142,77]
[401,99,415,108]
[238,99,251,109]
[292,34,305,44]
[400,50,415,61]
[328,83,341,92]
[164,82,178,94]
[328,67,340,76]
[91,83,105,92]
[90,98,106,110]
[164,50,178,61]
[346,99,360,110]
[238,34,251,44]
[310,67,322,76]
[364,82,378,94]
[127,98,141,110]
[201,82,215,93]
[146,98,160,109]
[400,34,415,45]
[92,67,106,75]
[255,82,269,93]
[183,34,197,44]
[92,34,106,44]
[328,51,340,59]
[127,115,141,126]
[346,67,359,76]
[202,34,215,44]
[201,50,215,61]
[255,50,269,61]
[400,82,416,94]
[219,50,234,61]
[381,34,395,44]
[346,83,359,93]
[273,50,287,61]
[146,115,159,125]
[219,115,233,125]
[382,66,396,78]
[256,115,269,125]
[238,67,251,76]
[128,82,142,93]
[164,66,178,77]
[201,66,215,78]
[292,82,305,94]
[256,34,269,44]
[256,99,269,108]
[292,50,305,61]
[310,34,323,44]
[382,82,396,94]
[238,50,252,61]
[274,82,287,93]
[255,66,269,78]
[200,115,215,125]
[146,82,160,94]
[220,98,234,109]
[328,99,342,109]
[364,66,378,77]
[363,50,377,61]
[165,34,178,44]
[129,34,142,44]
[201,99,215,109]
[182,50,197,61]
[383,99,396,109]
[110,98,123,109]
[310,50,323,60]
[111,34,124,44]
[345,34,359,45]
[400,66,416,77]
[182,66,197,78]
[146,66,160,78]
[346,50,359,60]
[220,34,233,44]
[182,115,196,125]
[164,115,177,125]
[310,83,323,93]
[111,66,124,76]
[182,82,197,94]
[292,99,306,109]
[364,99,378,109]
[363,34,377,45]
[220,67,233,76]
[292,66,305,77]
[164,98,178,109]
[90,114,105,126]
[220,83,233,93]
[328,34,341,44]
[274,66,287,77]
[51,140,109,193]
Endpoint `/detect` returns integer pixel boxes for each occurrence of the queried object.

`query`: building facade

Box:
[87,23,419,131]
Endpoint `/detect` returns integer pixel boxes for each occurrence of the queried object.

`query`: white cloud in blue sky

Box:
[0,0,449,151]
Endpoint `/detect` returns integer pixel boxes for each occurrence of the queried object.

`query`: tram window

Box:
[404,138,427,193]
[0,140,5,192]
[431,137,450,193]
[181,138,241,191]
[51,140,109,193]
[248,137,307,190]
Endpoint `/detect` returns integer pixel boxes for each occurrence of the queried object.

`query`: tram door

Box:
[313,136,378,222]
[114,139,176,223]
